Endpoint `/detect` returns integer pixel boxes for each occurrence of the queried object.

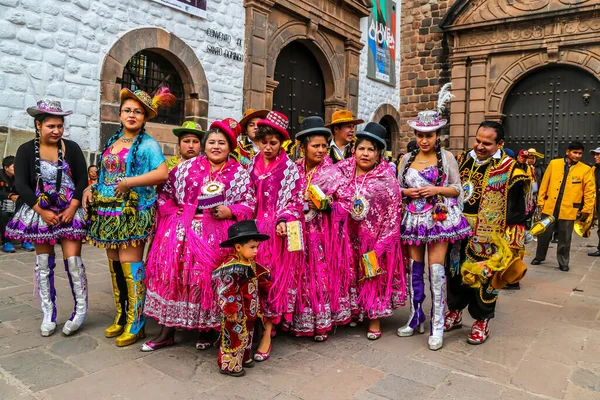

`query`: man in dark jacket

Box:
[0,156,34,253]
[588,147,600,257]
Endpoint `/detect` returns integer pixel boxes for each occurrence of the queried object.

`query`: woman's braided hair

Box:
[33,114,66,208]
[99,121,147,177]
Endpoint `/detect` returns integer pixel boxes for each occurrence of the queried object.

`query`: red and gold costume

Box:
[447,151,531,319]
[212,257,271,374]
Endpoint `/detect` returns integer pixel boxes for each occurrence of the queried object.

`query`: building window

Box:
[120,50,185,125]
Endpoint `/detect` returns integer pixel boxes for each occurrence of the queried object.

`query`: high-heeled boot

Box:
[106,259,127,338]
[116,261,146,347]
[36,254,57,337]
[63,256,88,336]
[428,263,446,350]
[397,260,426,337]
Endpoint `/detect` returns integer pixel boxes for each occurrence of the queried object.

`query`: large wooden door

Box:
[504,66,600,167]
[273,41,325,140]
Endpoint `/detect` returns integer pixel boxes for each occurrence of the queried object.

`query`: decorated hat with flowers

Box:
[27,100,73,118]
[210,118,242,150]
[408,83,454,133]
[257,111,290,141]
[120,87,177,120]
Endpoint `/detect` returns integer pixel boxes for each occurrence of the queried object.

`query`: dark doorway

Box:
[379,115,396,151]
[273,41,326,139]
[120,50,185,126]
[503,66,600,167]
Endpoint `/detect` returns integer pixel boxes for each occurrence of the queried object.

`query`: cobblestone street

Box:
[1,237,600,400]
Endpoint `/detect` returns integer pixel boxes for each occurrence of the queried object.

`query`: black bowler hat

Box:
[295,116,331,141]
[356,122,387,150]
[219,220,270,248]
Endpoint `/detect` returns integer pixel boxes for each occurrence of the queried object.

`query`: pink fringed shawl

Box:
[146,156,255,314]
[333,157,405,320]
[295,156,355,321]
[249,152,304,323]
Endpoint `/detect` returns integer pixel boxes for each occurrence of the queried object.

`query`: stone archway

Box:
[99,28,209,152]
[265,24,345,122]
[488,50,600,115]
[440,0,600,153]
[372,103,402,154]
[243,1,368,123]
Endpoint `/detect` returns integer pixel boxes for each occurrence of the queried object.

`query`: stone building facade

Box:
[0,0,402,161]
[401,0,600,163]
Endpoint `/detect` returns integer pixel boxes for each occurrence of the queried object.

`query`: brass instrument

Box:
[530,215,555,236]
[574,212,595,238]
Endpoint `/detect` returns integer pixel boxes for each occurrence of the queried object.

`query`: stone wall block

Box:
[0,21,17,39]
[1,41,22,56]
[45,51,67,68]
[35,33,55,49]
[6,10,26,25]
[46,82,64,98]
[23,47,42,61]
[55,32,73,48]
[67,49,99,65]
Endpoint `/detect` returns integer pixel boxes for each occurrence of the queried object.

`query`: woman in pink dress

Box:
[289,116,348,341]
[249,111,304,362]
[142,118,256,351]
[334,122,405,340]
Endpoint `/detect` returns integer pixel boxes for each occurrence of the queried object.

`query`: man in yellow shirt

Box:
[532,141,596,271]
[589,147,600,257]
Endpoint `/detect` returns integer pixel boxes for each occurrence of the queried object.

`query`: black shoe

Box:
[531,259,543,265]
[219,368,246,377]
[551,238,558,244]
[588,250,600,257]
[559,265,569,272]
[503,283,520,290]
[243,359,255,368]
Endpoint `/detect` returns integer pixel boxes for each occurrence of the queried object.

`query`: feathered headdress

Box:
[437,82,454,115]
[151,87,177,111]
[120,86,177,120]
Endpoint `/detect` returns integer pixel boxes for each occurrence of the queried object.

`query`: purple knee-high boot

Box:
[397,259,426,336]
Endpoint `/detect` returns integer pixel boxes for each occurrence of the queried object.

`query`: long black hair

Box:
[34,114,65,201]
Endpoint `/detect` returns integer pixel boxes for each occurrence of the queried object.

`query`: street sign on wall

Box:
[367,0,397,86]
[150,0,207,18]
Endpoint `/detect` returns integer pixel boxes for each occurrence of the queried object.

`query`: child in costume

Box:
[213,220,271,377]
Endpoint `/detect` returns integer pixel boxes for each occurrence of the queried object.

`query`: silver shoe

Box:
[428,335,443,351]
[397,322,425,337]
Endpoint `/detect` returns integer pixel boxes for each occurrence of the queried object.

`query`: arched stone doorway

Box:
[503,65,600,167]
[438,0,600,154]
[372,103,402,154]
[242,1,368,124]
[272,41,326,139]
[99,28,209,154]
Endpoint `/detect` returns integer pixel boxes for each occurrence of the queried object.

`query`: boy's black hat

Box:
[220,220,270,248]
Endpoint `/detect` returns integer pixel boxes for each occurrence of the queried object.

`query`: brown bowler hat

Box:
[239,109,269,129]
[325,110,364,128]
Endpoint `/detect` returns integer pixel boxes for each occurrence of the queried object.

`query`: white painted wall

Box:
[356,0,401,124]
[0,0,246,152]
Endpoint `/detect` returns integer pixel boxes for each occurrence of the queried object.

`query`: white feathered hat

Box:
[407,83,454,133]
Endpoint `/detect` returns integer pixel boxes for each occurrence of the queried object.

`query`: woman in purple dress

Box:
[8,100,88,337]
[396,84,471,350]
